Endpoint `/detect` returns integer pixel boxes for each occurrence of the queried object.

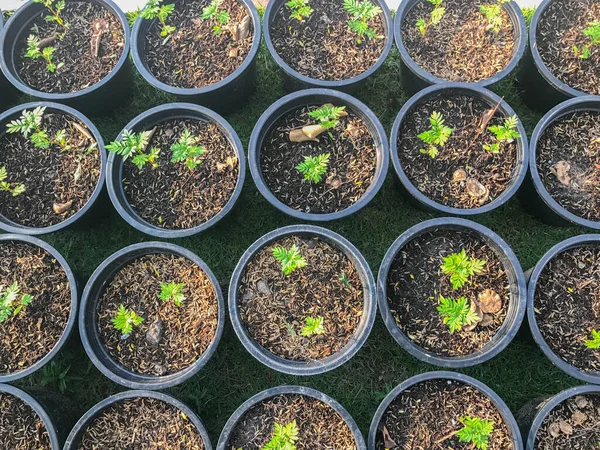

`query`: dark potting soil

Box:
[534,244,600,374]
[0,241,71,375]
[0,392,51,450]
[537,0,600,96]
[238,236,363,361]
[77,397,205,449]
[270,0,386,81]
[96,253,218,376]
[397,93,519,209]
[0,111,101,228]
[536,111,600,223]
[386,229,510,357]
[122,119,239,230]
[227,394,357,449]
[143,0,253,89]
[15,1,125,93]
[535,393,600,449]
[401,0,515,82]
[375,379,514,450]
[261,105,377,214]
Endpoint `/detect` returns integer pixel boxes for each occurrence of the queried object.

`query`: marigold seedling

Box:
[141,0,176,36]
[457,416,494,450]
[441,250,486,289]
[308,105,346,130]
[33,0,69,31]
[111,304,144,337]
[262,420,299,450]
[479,0,510,33]
[202,0,231,35]
[272,245,307,275]
[574,21,600,59]
[437,296,480,333]
[0,282,34,323]
[487,115,520,142]
[159,281,186,306]
[585,329,600,349]
[170,130,205,170]
[301,316,324,336]
[0,167,26,197]
[418,111,453,159]
[344,0,382,43]
[286,0,313,22]
[6,106,69,151]
[296,153,330,183]
[106,130,161,170]
[24,35,63,73]
[416,0,445,37]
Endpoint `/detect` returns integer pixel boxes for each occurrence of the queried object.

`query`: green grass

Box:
[9,32,587,443]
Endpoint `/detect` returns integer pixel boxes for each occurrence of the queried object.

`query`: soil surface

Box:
[78,397,205,449]
[0,111,101,228]
[144,0,253,89]
[386,229,510,357]
[122,119,239,230]
[0,392,51,450]
[15,1,124,93]
[375,379,514,450]
[0,241,71,375]
[535,393,600,449]
[401,0,515,82]
[238,236,363,361]
[97,253,219,376]
[397,93,519,209]
[534,244,600,374]
[270,0,386,81]
[261,105,377,214]
[537,0,600,96]
[227,394,357,449]
[536,111,600,223]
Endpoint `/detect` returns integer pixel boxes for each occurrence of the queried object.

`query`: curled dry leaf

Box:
[346,122,361,137]
[90,19,110,58]
[558,420,573,436]
[552,160,571,186]
[72,122,93,141]
[548,421,561,438]
[465,178,490,204]
[303,124,326,139]
[289,128,319,143]
[381,425,397,450]
[53,200,73,214]
[216,156,238,173]
[574,396,589,409]
[326,175,342,189]
[571,410,587,426]
[478,289,502,314]
[480,314,494,327]
[228,47,239,58]
[453,168,467,183]
[229,15,251,41]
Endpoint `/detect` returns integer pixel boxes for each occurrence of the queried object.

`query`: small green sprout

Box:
[106,130,161,170]
[6,106,69,150]
[170,130,205,171]
[0,167,26,197]
[272,245,307,275]
[140,0,176,36]
[585,329,600,349]
[479,0,510,33]
[32,0,69,31]
[418,111,453,158]
[487,115,521,143]
[159,282,186,307]
[24,35,63,73]
[343,0,382,43]
[456,416,494,450]
[202,0,230,35]
[301,316,324,336]
[0,282,34,323]
[111,305,144,337]
[286,0,313,22]
[441,250,486,289]
[574,21,600,59]
[308,105,346,130]
[437,296,480,333]
[296,153,330,183]
[338,272,351,288]
[416,0,445,37]
[262,420,299,450]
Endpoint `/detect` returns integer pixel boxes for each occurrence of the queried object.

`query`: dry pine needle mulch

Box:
[0,392,52,450]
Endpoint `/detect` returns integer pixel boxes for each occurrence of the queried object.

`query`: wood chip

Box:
[53,200,73,214]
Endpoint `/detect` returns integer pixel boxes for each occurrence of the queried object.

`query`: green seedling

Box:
[480,0,510,33]
[0,167,26,197]
[286,0,313,22]
[484,115,520,153]
[441,250,486,289]
[24,35,63,73]
[6,106,69,150]
[456,416,494,450]
[202,0,230,35]
[111,304,144,337]
[574,21,600,59]
[33,0,69,31]
[0,282,34,323]
[301,316,324,336]
[585,329,600,349]
[170,130,205,170]
[343,0,382,43]
[262,420,299,450]
[296,153,330,183]
[272,245,307,275]
[106,130,161,170]
[140,0,176,36]
[437,296,480,333]
[418,111,453,158]
[416,0,445,37]
[308,105,346,130]
[41,361,81,393]
[159,281,186,306]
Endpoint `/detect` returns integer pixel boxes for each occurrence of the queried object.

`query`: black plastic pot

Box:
[106,103,246,238]
[527,234,600,384]
[0,234,78,383]
[229,224,376,375]
[394,0,526,96]
[518,385,600,449]
[377,217,527,368]
[64,390,213,449]
[263,0,393,93]
[131,0,261,114]
[217,385,366,450]
[0,101,106,235]
[519,0,593,112]
[79,241,225,390]
[390,83,529,216]
[0,0,132,116]
[368,371,523,450]
[0,9,17,109]
[525,96,600,230]
[249,88,389,221]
